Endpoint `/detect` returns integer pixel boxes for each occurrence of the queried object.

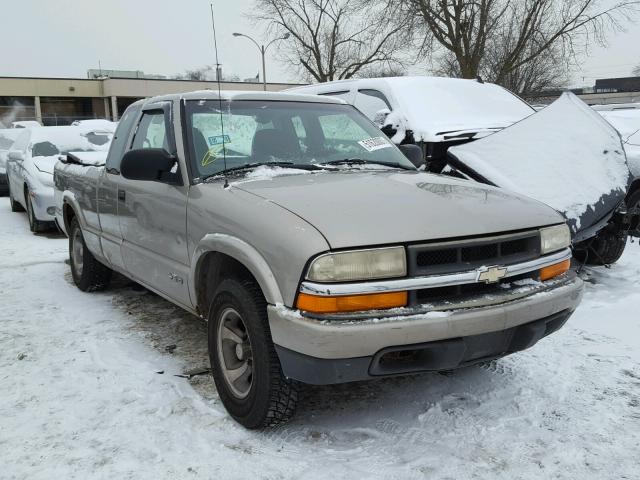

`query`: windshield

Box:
[30,131,113,157]
[185,99,415,177]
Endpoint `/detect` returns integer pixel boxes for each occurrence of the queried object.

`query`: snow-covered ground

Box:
[1,202,639,480]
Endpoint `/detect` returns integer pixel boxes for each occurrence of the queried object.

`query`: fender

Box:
[61,191,104,259]
[61,191,88,232]
[190,233,284,307]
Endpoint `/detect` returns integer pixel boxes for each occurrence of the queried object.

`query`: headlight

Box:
[306,246,407,282]
[540,224,571,254]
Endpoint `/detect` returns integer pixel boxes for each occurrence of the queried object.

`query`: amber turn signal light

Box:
[296,291,408,314]
[540,259,571,281]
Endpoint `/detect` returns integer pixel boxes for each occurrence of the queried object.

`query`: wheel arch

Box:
[191,234,284,316]
[61,192,86,236]
[626,178,640,205]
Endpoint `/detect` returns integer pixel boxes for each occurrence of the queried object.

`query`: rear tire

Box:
[208,278,298,429]
[69,217,112,291]
[8,181,24,212]
[25,188,48,233]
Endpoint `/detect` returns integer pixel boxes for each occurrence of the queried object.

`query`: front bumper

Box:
[29,186,56,222]
[269,274,583,384]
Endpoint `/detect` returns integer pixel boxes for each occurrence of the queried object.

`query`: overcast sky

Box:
[2,0,639,87]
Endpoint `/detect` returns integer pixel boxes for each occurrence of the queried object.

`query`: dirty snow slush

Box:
[1,203,639,479]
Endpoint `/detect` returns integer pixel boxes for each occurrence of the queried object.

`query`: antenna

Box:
[210,2,229,188]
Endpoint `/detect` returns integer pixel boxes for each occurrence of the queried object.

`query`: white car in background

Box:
[6,126,112,233]
[0,129,24,196]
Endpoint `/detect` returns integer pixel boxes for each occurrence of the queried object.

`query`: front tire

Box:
[69,217,112,291]
[208,278,298,429]
[8,181,24,212]
[579,228,627,266]
[25,188,48,233]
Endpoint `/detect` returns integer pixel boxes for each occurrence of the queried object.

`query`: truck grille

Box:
[407,230,541,306]
[408,231,540,277]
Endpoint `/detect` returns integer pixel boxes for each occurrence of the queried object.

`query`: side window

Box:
[354,89,391,121]
[105,103,141,171]
[132,111,168,150]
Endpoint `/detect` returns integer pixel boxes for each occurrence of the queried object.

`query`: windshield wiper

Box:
[202,161,327,181]
[321,158,413,170]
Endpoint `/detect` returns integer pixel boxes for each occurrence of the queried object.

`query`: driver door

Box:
[117,102,192,307]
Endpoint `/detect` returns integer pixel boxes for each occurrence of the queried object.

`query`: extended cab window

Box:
[105,103,141,172]
[132,111,168,150]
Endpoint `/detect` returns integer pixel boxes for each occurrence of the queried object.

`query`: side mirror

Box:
[120,148,180,184]
[398,144,425,169]
[8,150,25,161]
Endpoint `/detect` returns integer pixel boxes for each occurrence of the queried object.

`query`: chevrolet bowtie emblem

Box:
[477,265,508,284]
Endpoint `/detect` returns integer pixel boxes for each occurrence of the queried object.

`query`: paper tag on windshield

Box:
[358,136,392,152]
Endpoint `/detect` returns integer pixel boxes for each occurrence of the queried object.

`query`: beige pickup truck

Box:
[54,90,583,428]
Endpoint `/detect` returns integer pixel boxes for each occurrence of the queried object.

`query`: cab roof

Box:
[134,90,345,108]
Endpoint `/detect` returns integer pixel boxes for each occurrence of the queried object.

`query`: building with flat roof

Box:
[0,76,303,127]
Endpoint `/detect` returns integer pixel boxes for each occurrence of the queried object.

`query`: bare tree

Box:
[252,0,408,82]
[633,63,640,76]
[388,0,638,94]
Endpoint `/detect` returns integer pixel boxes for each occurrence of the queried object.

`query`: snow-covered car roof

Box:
[71,119,118,133]
[11,120,42,128]
[289,76,536,142]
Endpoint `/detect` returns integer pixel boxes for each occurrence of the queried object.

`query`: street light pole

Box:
[261,45,267,92]
[232,32,290,91]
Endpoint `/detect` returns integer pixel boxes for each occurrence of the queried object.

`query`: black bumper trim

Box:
[276,309,572,385]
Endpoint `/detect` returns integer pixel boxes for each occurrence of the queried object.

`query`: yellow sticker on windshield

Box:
[201,149,217,166]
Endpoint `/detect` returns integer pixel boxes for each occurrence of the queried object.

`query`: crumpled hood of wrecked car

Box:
[232,169,563,249]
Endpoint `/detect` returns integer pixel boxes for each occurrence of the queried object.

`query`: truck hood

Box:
[448,92,631,241]
[232,169,563,249]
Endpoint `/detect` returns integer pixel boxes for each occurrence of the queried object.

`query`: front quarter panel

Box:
[187,180,330,308]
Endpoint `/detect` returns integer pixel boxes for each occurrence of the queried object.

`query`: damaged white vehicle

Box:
[6,126,112,232]
[291,77,640,264]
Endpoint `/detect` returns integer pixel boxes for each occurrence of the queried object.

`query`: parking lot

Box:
[1,201,639,480]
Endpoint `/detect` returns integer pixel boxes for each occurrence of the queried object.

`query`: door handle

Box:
[118,189,126,201]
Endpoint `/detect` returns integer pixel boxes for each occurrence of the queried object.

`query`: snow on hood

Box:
[380,77,535,143]
[32,155,58,175]
[598,110,640,141]
[449,92,630,235]
[29,126,112,156]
